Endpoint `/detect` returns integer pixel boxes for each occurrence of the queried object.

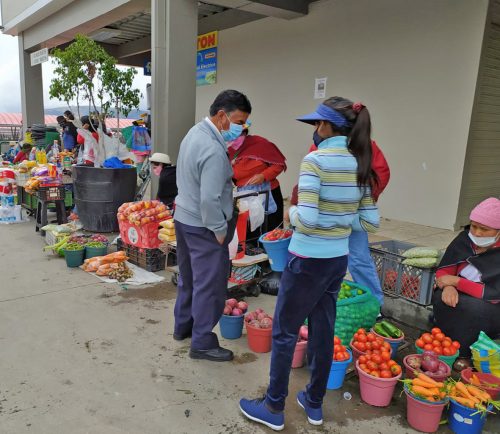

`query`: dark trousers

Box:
[174,219,236,350]
[433,289,500,358]
[265,253,348,411]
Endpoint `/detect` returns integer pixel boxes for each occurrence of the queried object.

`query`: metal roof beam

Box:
[198,8,264,34]
[116,35,151,58]
[203,0,311,20]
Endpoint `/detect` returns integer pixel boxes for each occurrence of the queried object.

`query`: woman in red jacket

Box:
[228,129,287,235]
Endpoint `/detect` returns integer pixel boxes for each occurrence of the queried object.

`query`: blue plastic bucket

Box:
[219,314,244,339]
[327,350,352,390]
[448,399,492,434]
[259,234,291,272]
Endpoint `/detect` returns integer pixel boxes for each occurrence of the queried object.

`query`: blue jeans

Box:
[265,253,348,411]
[348,230,384,306]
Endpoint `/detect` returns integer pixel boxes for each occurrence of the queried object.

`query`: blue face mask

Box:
[313,130,324,147]
[221,112,244,143]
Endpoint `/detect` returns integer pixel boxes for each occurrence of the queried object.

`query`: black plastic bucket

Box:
[73,166,137,232]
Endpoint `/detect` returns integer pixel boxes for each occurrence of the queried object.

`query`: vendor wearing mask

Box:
[150,152,177,208]
[433,197,500,371]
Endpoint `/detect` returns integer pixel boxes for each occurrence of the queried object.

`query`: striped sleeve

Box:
[289,155,321,233]
[351,187,380,233]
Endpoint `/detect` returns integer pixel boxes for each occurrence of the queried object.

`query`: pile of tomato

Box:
[358,353,402,378]
[351,328,392,354]
[415,327,460,356]
[333,336,350,362]
[262,228,293,241]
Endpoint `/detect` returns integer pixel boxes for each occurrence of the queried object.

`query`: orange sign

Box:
[197,31,218,51]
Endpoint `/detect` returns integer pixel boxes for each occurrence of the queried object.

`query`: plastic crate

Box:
[117,238,166,272]
[119,220,161,249]
[369,240,436,305]
[37,185,65,202]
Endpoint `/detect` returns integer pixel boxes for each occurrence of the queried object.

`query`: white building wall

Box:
[196,0,489,230]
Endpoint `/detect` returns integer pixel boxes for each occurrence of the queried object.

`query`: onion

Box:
[407,356,422,370]
[421,350,439,373]
[437,363,448,374]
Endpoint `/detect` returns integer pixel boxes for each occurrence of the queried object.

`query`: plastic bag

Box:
[471,331,500,376]
[237,181,277,214]
[403,247,440,258]
[131,126,151,152]
[102,134,136,164]
[238,196,265,231]
[228,230,239,260]
[259,271,282,296]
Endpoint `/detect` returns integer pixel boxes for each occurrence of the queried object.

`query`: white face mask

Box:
[468,231,500,248]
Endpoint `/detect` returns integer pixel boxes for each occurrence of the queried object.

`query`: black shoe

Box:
[173,332,192,341]
[189,346,234,362]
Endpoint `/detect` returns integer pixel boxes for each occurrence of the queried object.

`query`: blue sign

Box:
[144,59,151,76]
[196,47,217,86]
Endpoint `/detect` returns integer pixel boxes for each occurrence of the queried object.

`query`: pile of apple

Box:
[223,298,248,316]
[245,308,273,329]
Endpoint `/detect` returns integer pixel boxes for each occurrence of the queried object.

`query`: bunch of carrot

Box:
[446,380,499,413]
[402,373,447,402]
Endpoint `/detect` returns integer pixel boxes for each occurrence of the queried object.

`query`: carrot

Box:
[412,385,437,397]
[466,385,491,402]
[416,373,443,388]
[413,378,440,389]
[439,391,447,399]
[470,374,481,386]
[456,382,475,400]
[452,397,477,408]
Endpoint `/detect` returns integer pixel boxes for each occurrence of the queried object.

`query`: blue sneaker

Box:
[296,391,323,425]
[239,397,285,431]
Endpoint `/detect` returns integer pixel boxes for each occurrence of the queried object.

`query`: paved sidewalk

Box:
[0,220,496,434]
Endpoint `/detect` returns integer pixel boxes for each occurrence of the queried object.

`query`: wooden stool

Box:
[35,199,67,235]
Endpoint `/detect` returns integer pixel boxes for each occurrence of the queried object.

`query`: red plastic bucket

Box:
[246,322,272,353]
[461,368,500,400]
[235,211,249,259]
[356,360,401,407]
[403,354,451,383]
[292,340,307,368]
[405,386,447,433]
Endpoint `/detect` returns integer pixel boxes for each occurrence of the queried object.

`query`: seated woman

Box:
[228,128,286,239]
[150,152,177,208]
[433,197,500,371]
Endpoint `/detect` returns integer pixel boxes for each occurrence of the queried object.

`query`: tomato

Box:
[359,363,368,371]
[357,334,367,343]
[357,328,366,334]
[339,345,346,352]
[334,336,341,345]
[379,362,389,371]
[442,347,452,356]
[442,340,451,348]
[431,327,442,336]
[365,349,372,355]
[381,351,391,362]
[387,360,397,367]
[380,370,392,379]
[367,333,376,342]
[452,341,461,349]
[370,370,381,378]
[382,342,392,352]
[416,338,425,348]
[433,346,443,355]
[424,344,434,351]
[371,354,382,365]
[422,333,433,344]
[444,336,452,343]
[390,364,402,376]
[367,361,379,371]
[354,342,366,352]
[334,346,340,354]
[432,340,441,348]
[435,332,445,342]
[371,341,381,351]
[358,355,368,364]
[449,346,457,355]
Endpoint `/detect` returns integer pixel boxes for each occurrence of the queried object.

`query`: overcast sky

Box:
[0,32,150,113]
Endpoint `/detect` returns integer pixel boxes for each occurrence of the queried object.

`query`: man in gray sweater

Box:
[174,90,252,362]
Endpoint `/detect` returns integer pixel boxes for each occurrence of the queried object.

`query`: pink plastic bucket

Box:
[405,386,447,433]
[356,360,401,407]
[292,340,307,368]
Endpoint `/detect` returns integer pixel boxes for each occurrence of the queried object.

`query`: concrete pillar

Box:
[18,33,45,132]
[151,0,197,196]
